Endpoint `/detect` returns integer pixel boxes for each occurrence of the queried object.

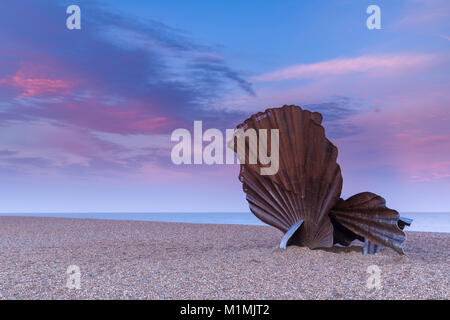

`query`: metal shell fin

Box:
[280,220,303,250]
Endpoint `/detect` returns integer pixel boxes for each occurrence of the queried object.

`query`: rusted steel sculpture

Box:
[231,105,411,255]
[330,192,408,254]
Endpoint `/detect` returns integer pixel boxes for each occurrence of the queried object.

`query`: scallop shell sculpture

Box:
[230,105,411,254]
[231,105,343,249]
[330,192,406,254]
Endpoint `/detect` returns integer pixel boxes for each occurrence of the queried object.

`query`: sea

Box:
[1,212,449,233]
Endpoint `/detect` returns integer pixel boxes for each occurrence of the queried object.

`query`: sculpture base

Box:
[363,238,381,255]
[280,220,303,250]
[363,216,413,254]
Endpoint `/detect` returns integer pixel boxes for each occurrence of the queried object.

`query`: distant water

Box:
[1,212,449,233]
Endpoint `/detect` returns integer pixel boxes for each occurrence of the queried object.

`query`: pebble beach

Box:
[0,216,448,299]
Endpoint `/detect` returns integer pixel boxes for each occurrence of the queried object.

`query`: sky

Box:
[0,0,449,213]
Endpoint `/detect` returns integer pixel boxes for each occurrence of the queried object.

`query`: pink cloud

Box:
[131,117,171,132]
[0,66,73,97]
[414,135,450,145]
[252,54,437,82]
[395,0,450,29]
[0,120,120,176]
[18,94,181,135]
[335,101,450,183]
